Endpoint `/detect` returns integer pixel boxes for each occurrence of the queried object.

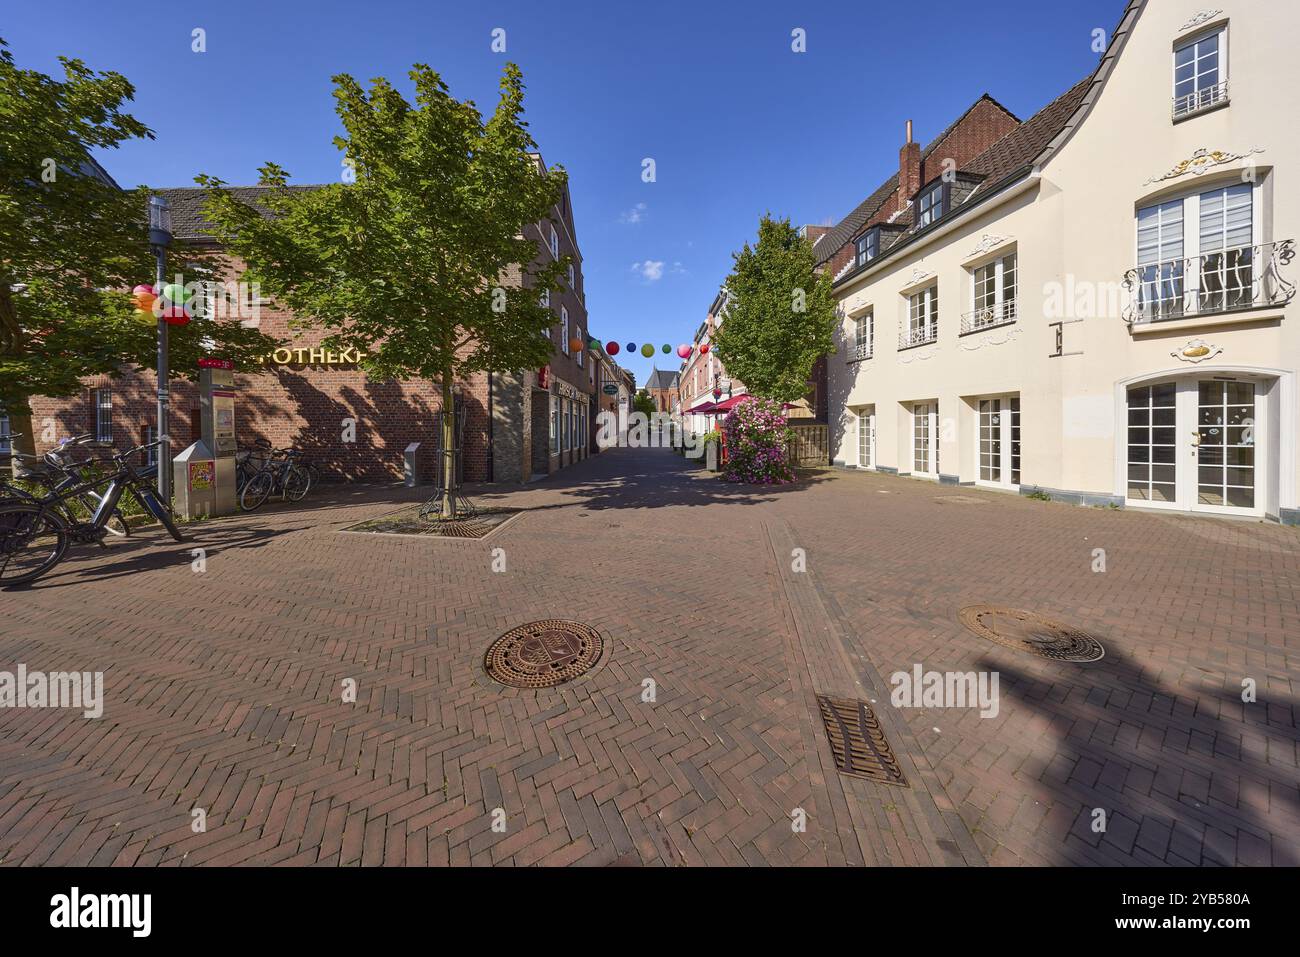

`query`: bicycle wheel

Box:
[282,465,312,502]
[240,471,274,511]
[0,503,69,586]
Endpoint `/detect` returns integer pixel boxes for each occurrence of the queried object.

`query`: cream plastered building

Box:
[826,1,1298,525]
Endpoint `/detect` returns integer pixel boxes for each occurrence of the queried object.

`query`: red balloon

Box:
[605,341,620,355]
[161,305,191,326]
[700,343,710,354]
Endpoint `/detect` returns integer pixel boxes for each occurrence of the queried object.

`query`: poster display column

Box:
[199,359,238,515]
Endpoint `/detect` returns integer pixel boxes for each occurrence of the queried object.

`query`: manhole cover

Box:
[958,605,1105,662]
[815,694,909,787]
[484,620,604,689]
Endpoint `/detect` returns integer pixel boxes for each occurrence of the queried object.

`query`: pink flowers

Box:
[721,397,795,484]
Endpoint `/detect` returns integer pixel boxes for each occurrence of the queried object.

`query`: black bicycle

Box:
[1,434,131,537]
[0,439,185,587]
[239,446,312,511]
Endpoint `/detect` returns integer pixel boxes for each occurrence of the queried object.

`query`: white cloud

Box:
[631,260,665,282]
[619,202,647,225]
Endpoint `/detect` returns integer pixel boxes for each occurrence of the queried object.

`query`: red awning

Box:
[710,395,751,413]
[686,401,716,414]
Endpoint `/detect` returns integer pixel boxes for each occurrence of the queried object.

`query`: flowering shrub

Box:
[721,397,795,484]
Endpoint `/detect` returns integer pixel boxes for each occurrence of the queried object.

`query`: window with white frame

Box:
[855,229,878,268]
[912,402,937,475]
[916,183,945,228]
[1173,26,1227,119]
[977,397,1022,486]
[567,263,575,288]
[550,398,559,454]
[968,253,1017,331]
[95,388,112,442]
[1133,181,1257,321]
[856,406,875,468]
[560,307,569,354]
[904,285,939,347]
[851,310,873,360]
[575,326,584,367]
[550,225,559,259]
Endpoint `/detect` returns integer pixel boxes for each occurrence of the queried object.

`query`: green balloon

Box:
[640,343,654,357]
[161,283,189,303]
[661,344,671,354]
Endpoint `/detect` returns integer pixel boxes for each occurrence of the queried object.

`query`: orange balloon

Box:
[134,291,157,311]
[568,337,584,353]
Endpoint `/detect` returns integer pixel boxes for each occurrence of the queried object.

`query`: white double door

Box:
[1126,377,1262,516]
[856,406,876,468]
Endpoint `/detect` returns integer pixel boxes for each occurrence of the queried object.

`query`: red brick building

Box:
[28,154,597,485]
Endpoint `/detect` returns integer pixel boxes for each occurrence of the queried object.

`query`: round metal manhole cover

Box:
[484,620,604,689]
[958,605,1105,662]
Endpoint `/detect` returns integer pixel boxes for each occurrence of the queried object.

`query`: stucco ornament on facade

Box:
[966,234,1010,259]
[1143,147,1265,185]
[907,265,934,286]
[958,327,1021,352]
[1171,338,1223,364]
[1179,10,1222,32]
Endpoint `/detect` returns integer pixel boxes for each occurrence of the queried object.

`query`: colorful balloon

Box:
[161,283,189,304]
[161,305,191,326]
[625,342,635,353]
[676,344,692,359]
[700,343,710,354]
[568,337,584,353]
[605,341,620,355]
[134,307,156,325]
[133,290,157,312]
[661,344,671,354]
[640,343,654,357]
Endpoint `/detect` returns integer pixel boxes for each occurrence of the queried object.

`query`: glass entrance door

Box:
[1196,380,1256,510]
[856,407,875,469]
[1125,378,1261,516]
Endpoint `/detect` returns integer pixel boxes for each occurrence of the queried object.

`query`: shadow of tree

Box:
[983,640,1299,866]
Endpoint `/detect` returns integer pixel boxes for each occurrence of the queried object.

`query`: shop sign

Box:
[602,384,618,395]
[263,347,365,367]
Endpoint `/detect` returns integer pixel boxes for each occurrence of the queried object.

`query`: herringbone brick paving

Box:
[0,446,1296,865]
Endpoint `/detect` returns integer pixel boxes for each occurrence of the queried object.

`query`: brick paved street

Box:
[1,446,1297,866]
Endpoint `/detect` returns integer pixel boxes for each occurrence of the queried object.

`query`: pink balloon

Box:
[132,284,154,296]
[676,344,692,359]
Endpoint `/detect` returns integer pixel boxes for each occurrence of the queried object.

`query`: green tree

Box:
[0,38,278,457]
[713,214,838,404]
[197,62,567,517]
[633,390,656,418]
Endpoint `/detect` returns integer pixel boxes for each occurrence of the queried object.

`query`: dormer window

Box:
[1173,26,1227,120]
[916,183,946,229]
[855,228,879,268]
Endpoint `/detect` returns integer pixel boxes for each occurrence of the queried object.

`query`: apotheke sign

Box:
[261,346,366,367]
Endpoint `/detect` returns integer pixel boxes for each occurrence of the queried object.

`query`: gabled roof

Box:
[644,366,679,390]
[829,76,1093,288]
[154,185,325,241]
[812,93,1019,268]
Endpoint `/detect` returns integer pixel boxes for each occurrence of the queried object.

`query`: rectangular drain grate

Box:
[815,694,909,787]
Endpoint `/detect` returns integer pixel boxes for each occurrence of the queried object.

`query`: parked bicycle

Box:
[239,445,312,511]
[0,439,185,587]
[1,434,131,538]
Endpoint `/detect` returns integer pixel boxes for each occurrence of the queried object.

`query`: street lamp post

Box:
[148,196,173,501]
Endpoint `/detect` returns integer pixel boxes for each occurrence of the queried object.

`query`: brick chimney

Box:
[799,224,831,245]
[898,119,921,211]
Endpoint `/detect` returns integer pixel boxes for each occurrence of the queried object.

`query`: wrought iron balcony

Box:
[849,341,873,361]
[960,299,1017,334]
[898,324,939,349]
[1123,240,1295,325]
[1172,80,1228,120]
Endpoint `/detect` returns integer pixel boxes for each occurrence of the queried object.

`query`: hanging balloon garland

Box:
[132,283,192,326]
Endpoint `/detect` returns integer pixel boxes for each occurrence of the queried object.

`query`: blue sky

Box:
[5,0,1117,386]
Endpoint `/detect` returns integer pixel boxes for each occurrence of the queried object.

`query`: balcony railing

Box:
[1172,80,1228,120]
[898,324,938,349]
[849,341,873,361]
[960,299,1017,334]
[1122,240,1295,325]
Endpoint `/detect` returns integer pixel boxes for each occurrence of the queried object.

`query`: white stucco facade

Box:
[827,1,1298,524]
